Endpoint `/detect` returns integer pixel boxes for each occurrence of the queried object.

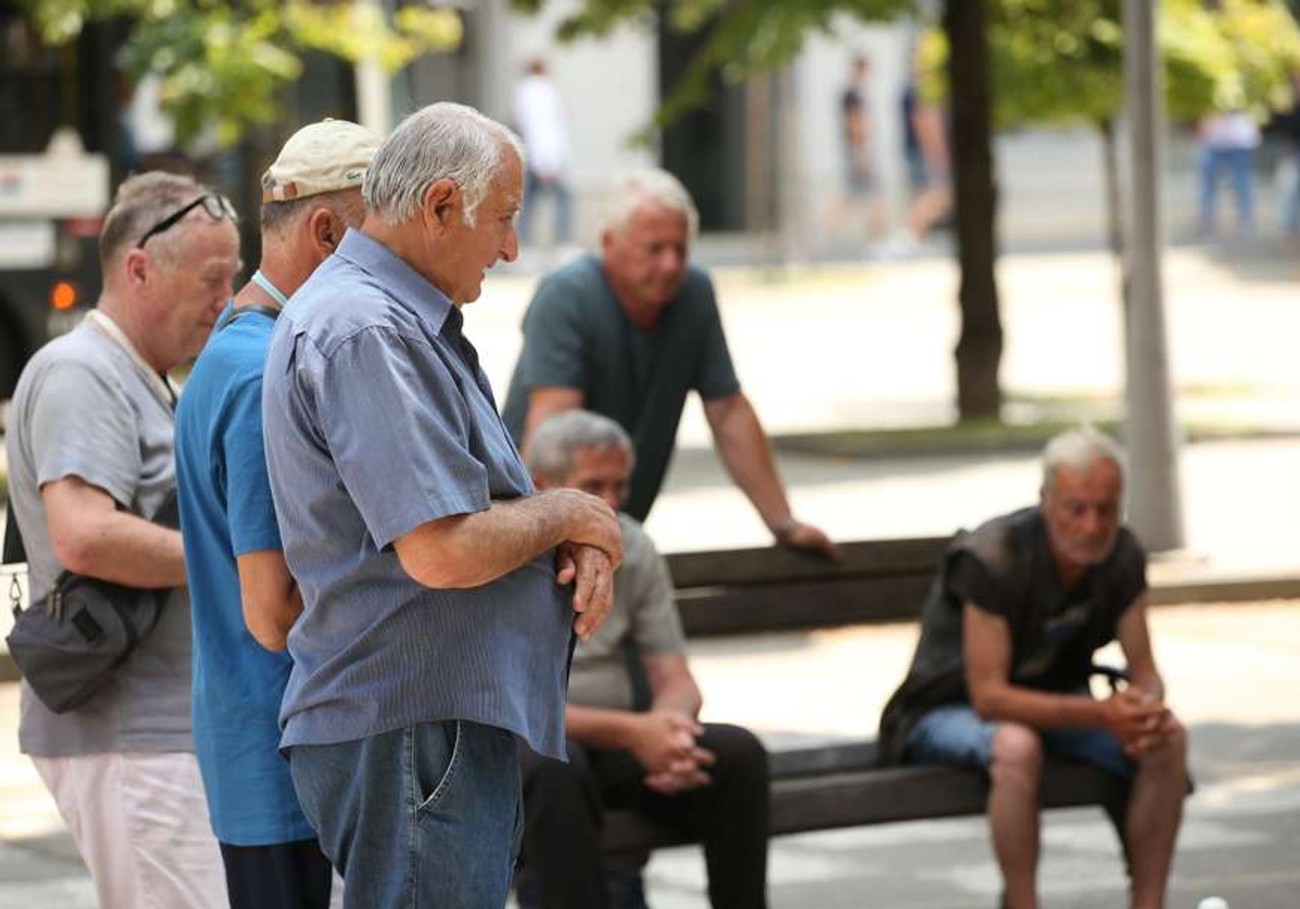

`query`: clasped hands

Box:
[627,710,716,795]
[1103,687,1178,757]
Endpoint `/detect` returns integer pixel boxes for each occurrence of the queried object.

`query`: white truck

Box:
[0,128,110,401]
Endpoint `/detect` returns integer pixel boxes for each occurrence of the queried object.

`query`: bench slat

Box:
[599,757,1128,854]
[676,574,935,636]
[666,537,950,589]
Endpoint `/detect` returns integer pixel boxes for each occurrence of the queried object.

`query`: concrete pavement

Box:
[4,240,1300,906]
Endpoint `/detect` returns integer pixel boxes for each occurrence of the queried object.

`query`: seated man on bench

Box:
[878,426,1186,909]
[518,409,770,909]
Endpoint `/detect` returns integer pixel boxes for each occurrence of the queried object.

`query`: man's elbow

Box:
[49,529,102,578]
[395,547,474,590]
[968,686,1002,721]
[249,625,290,652]
[243,604,294,652]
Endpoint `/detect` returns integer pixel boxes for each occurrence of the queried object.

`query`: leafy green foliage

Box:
[919,0,1300,129]
[15,0,463,147]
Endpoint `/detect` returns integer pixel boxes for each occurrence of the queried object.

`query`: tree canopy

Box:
[508,0,915,131]
[17,0,463,146]
[916,0,1300,128]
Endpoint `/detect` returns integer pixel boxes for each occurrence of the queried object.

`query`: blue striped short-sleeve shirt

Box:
[261,229,572,759]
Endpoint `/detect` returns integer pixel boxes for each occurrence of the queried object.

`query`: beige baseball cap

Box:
[261,119,382,203]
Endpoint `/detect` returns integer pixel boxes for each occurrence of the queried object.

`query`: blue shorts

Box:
[905,703,1135,781]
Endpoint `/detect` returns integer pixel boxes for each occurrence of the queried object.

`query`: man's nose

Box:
[501,226,519,263]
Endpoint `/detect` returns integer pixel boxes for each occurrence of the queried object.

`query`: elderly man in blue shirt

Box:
[261,101,623,909]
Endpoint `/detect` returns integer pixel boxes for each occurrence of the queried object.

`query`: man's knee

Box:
[520,740,602,819]
[989,723,1044,788]
[1138,714,1188,778]
[700,724,769,786]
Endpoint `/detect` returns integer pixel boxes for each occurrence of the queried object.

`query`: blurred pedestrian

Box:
[514,57,573,251]
[6,171,240,909]
[259,102,622,909]
[175,119,381,909]
[1197,109,1260,236]
[827,55,885,244]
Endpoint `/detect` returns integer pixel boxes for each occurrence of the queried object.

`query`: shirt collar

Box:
[334,228,456,335]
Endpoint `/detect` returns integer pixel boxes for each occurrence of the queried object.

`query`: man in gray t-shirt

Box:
[6,171,240,909]
[502,167,835,560]
[517,410,770,909]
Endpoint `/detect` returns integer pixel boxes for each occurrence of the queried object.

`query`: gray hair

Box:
[601,167,699,242]
[363,101,524,227]
[261,188,366,238]
[1041,425,1126,492]
[527,410,635,485]
[99,170,209,268]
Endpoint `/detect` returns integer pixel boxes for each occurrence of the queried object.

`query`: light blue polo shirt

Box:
[175,306,315,846]
[261,229,573,759]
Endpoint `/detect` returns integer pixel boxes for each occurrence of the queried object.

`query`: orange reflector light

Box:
[50,281,78,311]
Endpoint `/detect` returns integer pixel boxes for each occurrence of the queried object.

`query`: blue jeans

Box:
[289,720,523,909]
[519,170,573,246]
[1198,145,1255,233]
[906,703,1135,781]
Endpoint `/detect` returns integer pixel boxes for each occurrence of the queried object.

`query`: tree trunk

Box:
[1099,116,1131,329]
[945,0,1003,422]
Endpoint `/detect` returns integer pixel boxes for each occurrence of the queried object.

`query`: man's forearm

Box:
[565,704,641,751]
[394,489,617,590]
[55,514,186,589]
[707,394,791,528]
[971,682,1109,731]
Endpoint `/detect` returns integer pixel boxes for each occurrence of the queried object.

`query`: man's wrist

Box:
[768,516,799,540]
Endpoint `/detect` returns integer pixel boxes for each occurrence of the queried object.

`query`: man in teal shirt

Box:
[502,168,834,558]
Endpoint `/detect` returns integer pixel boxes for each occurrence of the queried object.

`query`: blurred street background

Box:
[6,1,1300,907]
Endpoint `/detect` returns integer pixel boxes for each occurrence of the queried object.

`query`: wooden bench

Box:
[665,536,951,637]
[598,537,1137,855]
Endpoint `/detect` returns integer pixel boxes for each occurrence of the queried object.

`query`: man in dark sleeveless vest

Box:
[879,426,1186,909]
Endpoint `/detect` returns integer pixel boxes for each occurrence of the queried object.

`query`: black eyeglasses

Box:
[136,193,238,249]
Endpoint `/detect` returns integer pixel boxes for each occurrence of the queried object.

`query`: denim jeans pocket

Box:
[413,719,463,815]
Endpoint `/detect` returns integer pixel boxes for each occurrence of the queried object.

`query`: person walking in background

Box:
[502,167,835,558]
[514,57,573,252]
[6,171,240,909]
[874,73,952,259]
[1197,109,1260,236]
[174,119,381,909]
[828,55,885,244]
[260,101,622,909]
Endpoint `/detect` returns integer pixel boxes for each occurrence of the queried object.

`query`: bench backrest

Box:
[665,536,952,636]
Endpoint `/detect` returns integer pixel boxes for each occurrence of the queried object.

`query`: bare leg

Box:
[987,724,1043,909]
[1126,718,1187,909]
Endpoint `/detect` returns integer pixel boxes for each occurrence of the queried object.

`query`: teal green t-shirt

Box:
[502,255,740,520]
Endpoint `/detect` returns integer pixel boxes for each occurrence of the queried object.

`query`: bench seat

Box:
[600,741,1128,854]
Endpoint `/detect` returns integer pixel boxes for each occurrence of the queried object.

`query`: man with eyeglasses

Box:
[6,171,240,909]
[176,119,381,909]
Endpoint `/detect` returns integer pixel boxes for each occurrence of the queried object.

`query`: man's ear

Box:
[308,207,341,254]
[422,178,459,232]
[122,248,150,287]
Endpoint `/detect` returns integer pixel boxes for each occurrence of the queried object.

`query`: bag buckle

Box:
[6,571,21,616]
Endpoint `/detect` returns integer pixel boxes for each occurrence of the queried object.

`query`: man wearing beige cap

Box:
[174,119,381,909]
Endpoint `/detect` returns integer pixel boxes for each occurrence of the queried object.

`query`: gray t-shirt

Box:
[501,255,741,521]
[567,515,686,711]
[6,318,193,756]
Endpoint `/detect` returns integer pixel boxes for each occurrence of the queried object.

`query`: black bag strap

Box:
[3,493,25,565]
